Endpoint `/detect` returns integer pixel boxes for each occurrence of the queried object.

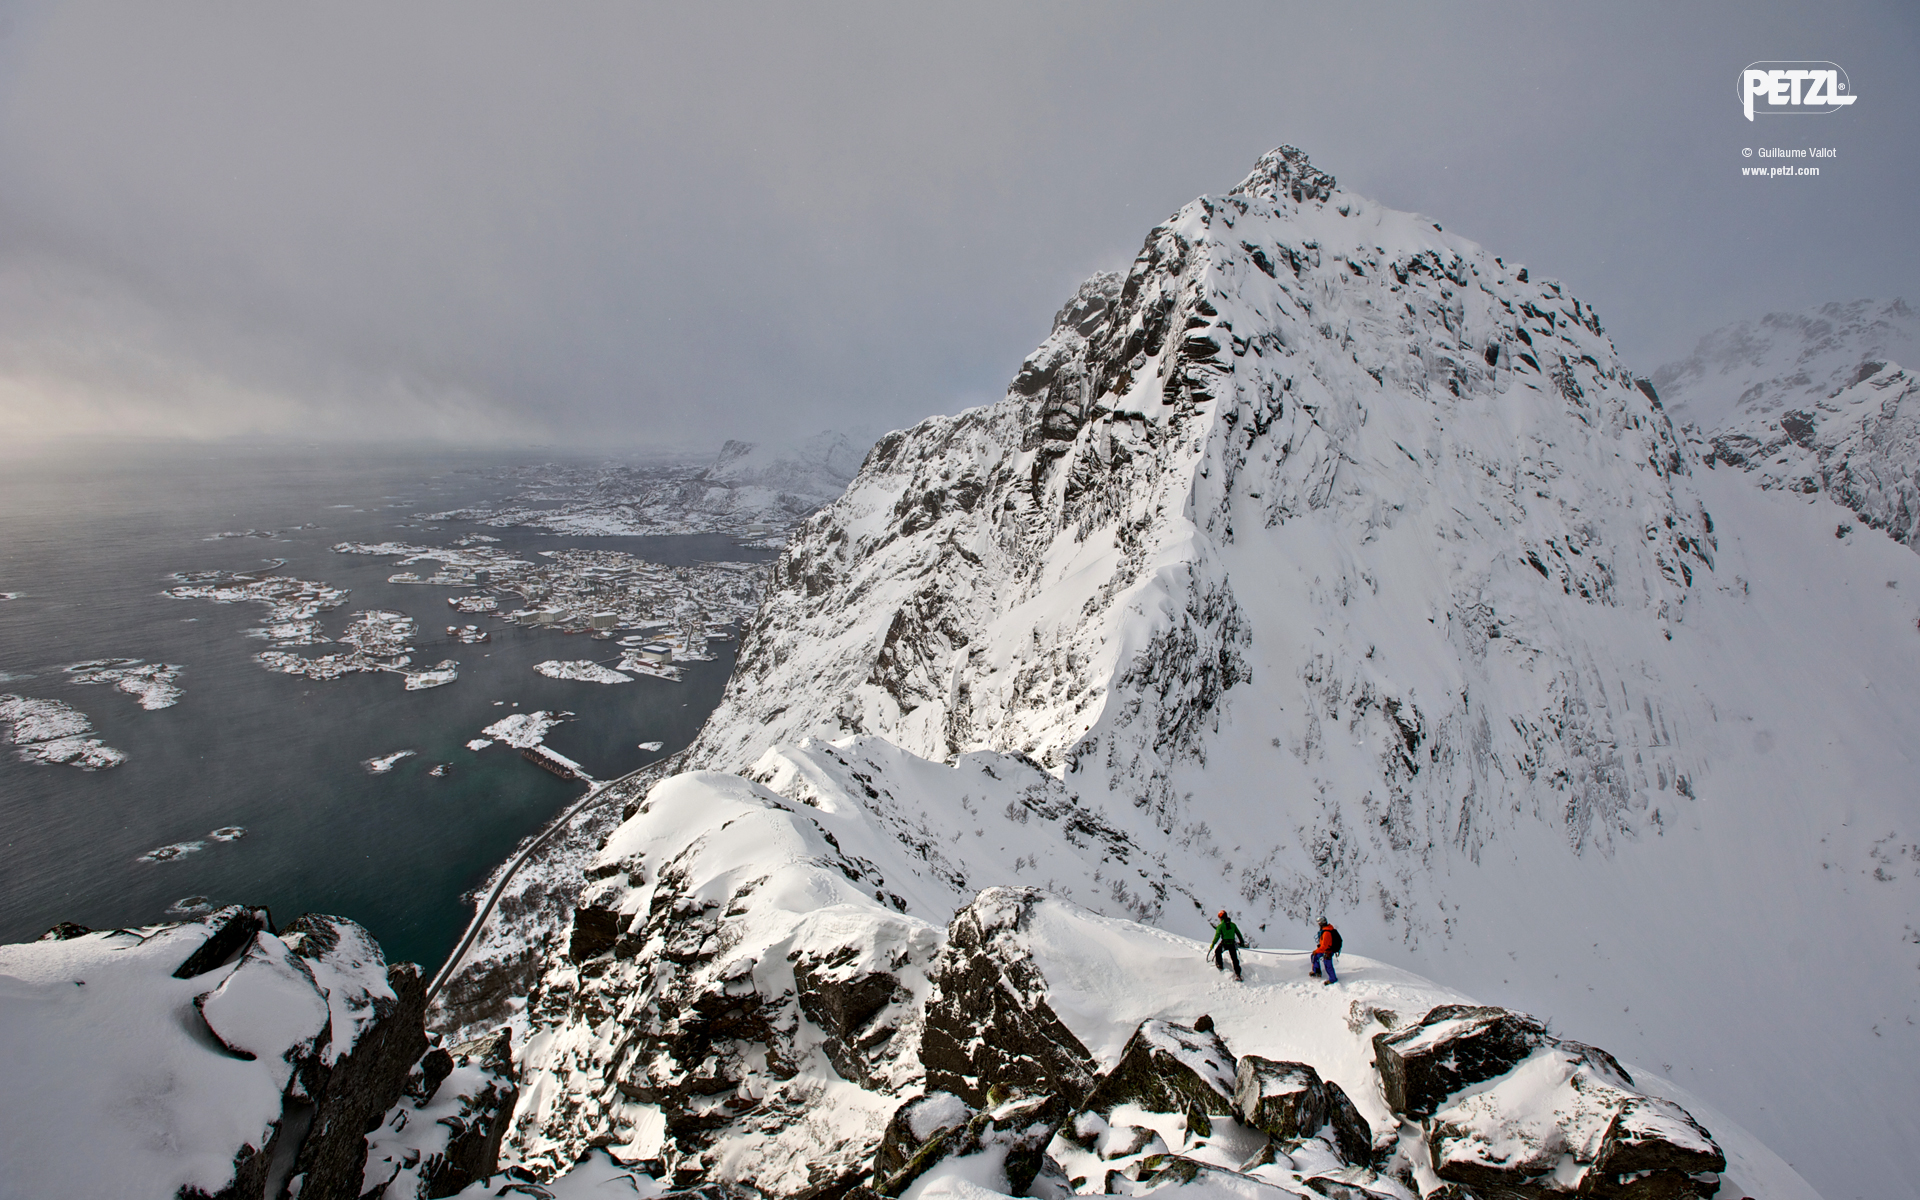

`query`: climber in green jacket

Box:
[1209,910,1244,981]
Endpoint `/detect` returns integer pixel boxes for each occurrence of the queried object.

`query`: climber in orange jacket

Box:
[1309,919,1340,985]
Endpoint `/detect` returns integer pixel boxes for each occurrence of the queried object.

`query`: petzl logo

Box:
[1741,62,1856,121]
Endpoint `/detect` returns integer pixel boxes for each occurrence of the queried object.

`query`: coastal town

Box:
[335,540,766,669]
[165,536,768,689]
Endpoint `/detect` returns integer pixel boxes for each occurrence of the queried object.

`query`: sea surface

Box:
[0,443,767,968]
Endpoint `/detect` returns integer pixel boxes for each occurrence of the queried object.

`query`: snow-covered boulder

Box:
[873,1091,976,1189]
[0,909,427,1200]
[1371,1005,1551,1118]
[869,1089,1069,1198]
[1427,1044,1723,1200]
[1231,1058,1371,1167]
[1079,1019,1239,1137]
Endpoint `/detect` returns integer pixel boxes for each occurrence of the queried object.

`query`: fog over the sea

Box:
[0,1,1913,451]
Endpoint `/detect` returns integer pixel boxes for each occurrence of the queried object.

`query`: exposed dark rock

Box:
[406,1048,455,1103]
[1373,1005,1547,1116]
[289,943,430,1200]
[873,1092,976,1189]
[1232,1056,1326,1141]
[872,1089,1066,1198]
[567,902,624,962]
[1080,1019,1237,1137]
[1322,1081,1374,1168]
[1128,1154,1290,1194]
[37,920,92,941]
[1229,145,1338,206]
[1426,1042,1724,1200]
[795,946,910,1088]
[1301,1171,1402,1200]
[1599,1096,1725,1177]
[418,1029,519,1197]
[921,887,1096,1104]
[1232,1056,1372,1166]
[174,905,271,979]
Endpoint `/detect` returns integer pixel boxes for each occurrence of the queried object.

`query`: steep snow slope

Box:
[653,147,1914,1198]
[1651,297,1919,432]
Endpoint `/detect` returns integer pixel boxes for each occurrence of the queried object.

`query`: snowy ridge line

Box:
[498,761,1809,1199]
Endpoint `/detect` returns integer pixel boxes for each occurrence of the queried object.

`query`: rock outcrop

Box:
[1079,1019,1238,1137]
[363,1027,519,1198]
[869,1089,1069,1198]
[1380,1005,1723,1200]
[1232,1057,1372,1167]
[1372,1005,1552,1117]
[922,887,1098,1105]
[506,771,942,1194]
[0,908,439,1200]
[1704,362,1920,549]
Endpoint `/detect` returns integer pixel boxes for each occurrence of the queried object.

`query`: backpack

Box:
[1328,926,1343,955]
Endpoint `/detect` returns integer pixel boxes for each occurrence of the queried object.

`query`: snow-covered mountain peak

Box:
[703,430,867,499]
[493,146,1918,1197]
[1226,144,1338,207]
[692,143,1712,875]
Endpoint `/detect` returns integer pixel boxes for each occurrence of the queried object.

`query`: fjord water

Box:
[0,444,762,968]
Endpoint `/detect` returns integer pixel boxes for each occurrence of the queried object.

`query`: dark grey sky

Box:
[0,1,1913,451]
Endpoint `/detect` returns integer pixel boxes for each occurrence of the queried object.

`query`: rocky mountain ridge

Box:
[1651,297,1918,432]
[504,752,1782,1197]
[1698,361,1920,549]
[484,145,1920,1198]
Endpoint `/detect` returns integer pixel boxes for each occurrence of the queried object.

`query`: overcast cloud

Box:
[0,1,1914,451]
